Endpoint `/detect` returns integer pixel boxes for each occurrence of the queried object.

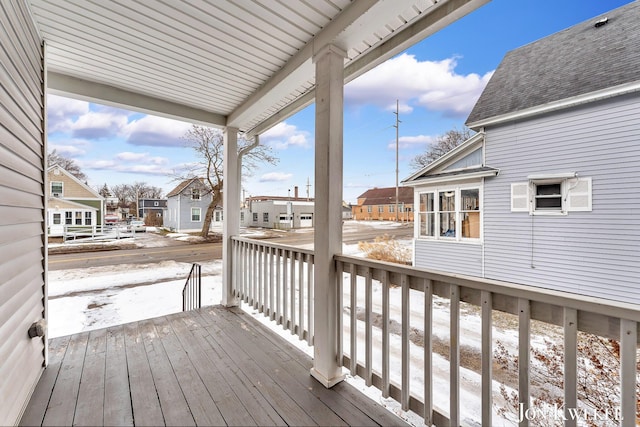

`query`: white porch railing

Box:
[231,237,639,427]
[231,236,314,344]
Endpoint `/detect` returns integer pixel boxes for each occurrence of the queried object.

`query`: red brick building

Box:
[352,186,414,221]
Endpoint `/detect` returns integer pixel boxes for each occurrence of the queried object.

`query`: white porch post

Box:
[310,44,347,388]
[222,126,239,307]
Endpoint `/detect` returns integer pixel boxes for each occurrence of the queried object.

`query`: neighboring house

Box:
[242,190,314,230]
[47,165,104,236]
[352,186,414,221]
[404,2,640,305]
[164,178,219,232]
[138,198,167,220]
[104,194,119,224]
[342,201,353,220]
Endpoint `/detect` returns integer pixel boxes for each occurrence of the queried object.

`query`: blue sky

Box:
[47,0,632,203]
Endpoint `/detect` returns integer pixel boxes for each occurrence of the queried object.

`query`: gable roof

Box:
[166,178,206,198]
[466,1,640,128]
[47,164,102,199]
[402,133,498,185]
[356,187,414,206]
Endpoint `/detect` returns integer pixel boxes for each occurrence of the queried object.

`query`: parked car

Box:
[128,220,146,232]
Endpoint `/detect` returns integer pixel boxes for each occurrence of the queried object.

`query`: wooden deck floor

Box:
[20,306,408,426]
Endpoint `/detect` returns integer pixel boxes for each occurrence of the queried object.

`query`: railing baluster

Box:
[620,319,637,427]
[336,260,343,366]
[307,253,314,345]
[243,242,248,303]
[299,251,305,340]
[276,248,282,324]
[283,249,289,329]
[263,243,268,314]
[290,249,296,335]
[365,267,372,387]
[481,290,493,427]
[401,274,410,411]
[268,247,274,320]
[563,308,577,427]
[450,284,460,426]
[350,263,357,375]
[424,279,433,426]
[249,243,256,306]
[257,244,263,312]
[518,298,531,427]
[382,270,390,398]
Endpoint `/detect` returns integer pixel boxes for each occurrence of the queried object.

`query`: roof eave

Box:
[402,132,485,183]
[402,168,499,187]
[467,80,640,130]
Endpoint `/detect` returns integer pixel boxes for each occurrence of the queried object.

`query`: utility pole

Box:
[393,99,400,222]
[306,176,311,201]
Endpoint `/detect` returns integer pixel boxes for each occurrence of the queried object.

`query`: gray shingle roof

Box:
[466,1,640,126]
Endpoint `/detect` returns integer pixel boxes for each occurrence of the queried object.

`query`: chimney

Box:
[294,186,299,199]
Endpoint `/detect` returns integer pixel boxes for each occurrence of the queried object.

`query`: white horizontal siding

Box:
[414,240,482,277]
[0,1,45,425]
[483,94,640,304]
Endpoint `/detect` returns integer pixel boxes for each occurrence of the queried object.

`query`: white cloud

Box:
[123,115,192,147]
[115,152,148,161]
[47,95,90,133]
[261,122,311,149]
[345,53,493,117]
[48,142,88,157]
[259,172,293,182]
[387,134,436,150]
[70,111,128,139]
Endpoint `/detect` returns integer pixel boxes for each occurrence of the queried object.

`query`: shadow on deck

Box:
[20,306,408,426]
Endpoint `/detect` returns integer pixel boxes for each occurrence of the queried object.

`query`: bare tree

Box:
[111,184,131,209]
[98,183,111,198]
[47,149,87,182]
[410,127,473,170]
[181,125,278,237]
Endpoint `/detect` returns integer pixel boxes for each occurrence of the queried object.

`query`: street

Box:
[48,221,413,270]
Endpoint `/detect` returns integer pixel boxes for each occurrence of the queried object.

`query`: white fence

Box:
[232,236,639,426]
[53,224,136,241]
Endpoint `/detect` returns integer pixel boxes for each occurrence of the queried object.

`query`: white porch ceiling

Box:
[27,0,488,135]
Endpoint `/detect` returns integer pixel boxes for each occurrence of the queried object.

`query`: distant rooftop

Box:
[356,187,414,205]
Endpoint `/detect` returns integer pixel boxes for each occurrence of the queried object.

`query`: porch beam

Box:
[310,43,347,388]
[222,127,239,307]
[47,72,226,128]
[227,1,377,131]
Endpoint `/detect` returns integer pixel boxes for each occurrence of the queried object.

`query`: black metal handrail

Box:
[182,263,201,311]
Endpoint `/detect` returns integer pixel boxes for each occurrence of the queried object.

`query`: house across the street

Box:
[164,178,222,232]
[404,1,640,305]
[138,198,167,221]
[352,186,414,222]
[242,187,314,230]
[46,165,104,236]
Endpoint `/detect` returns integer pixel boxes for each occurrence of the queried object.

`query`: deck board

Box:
[42,332,88,426]
[21,306,410,427]
[104,325,133,426]
[73,328,107,426]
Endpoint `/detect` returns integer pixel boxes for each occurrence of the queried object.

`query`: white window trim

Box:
[191,207,201,222]
[51,181,63,197]
[510,176,592,215]
[416,183,482,243]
